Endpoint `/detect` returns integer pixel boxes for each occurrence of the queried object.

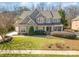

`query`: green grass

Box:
[0,54,79,57]
[0,36,64,50]
[0,36,78,57]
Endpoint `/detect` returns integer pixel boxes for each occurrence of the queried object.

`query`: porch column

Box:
[61,26,63,31]
[44,26,47,31]
[51,26,53,32]
[19,26,21,34]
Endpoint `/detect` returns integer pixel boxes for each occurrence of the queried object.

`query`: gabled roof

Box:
[19,9,61,20]
[40,11,53,18]
[30,9,40,19]
[16,9,61,25]
[19,11,33,19]
[51,10,61,19]
[19,16,31,24]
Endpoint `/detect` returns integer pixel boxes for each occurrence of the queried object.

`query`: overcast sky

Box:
[0,2,78,11]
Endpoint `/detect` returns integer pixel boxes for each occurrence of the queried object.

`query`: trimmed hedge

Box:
[29,26,34,35]
[34,30,46,35]
[52,32,76,39]
[74,30,79,32]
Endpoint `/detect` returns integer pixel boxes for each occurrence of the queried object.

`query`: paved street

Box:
[0,50,79,55]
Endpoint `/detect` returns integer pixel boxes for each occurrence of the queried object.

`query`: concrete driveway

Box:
[6,31,18,36]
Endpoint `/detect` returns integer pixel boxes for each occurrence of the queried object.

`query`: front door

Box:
[46,27,51,32]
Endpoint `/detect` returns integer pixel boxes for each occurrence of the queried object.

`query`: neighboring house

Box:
[15,9,63,34]
[71,16,79,31]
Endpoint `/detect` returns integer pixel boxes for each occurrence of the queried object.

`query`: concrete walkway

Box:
[0,50,79,55]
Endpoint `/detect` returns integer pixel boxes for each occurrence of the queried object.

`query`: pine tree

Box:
[58,9,68,28]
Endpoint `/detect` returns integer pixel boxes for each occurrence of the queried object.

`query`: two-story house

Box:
[15,9,63,34]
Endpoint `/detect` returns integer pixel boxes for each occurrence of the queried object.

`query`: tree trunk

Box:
[0,35,5,41]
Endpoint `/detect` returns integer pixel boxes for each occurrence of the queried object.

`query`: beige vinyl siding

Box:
[72,21,79,30]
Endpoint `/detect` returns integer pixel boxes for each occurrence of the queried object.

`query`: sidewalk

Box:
[0,50,79,55]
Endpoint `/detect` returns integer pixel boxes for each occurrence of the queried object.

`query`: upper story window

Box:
[37,17,45,23]
[37,17,61,24]
[52,19,60,23]
[45,18,51,23]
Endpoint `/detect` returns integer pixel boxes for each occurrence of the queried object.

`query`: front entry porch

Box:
[34,25,63,34]
[46,27,51,32]
[18,25,63,35]
[46,27,51,34]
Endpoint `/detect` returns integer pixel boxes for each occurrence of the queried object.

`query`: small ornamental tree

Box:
[29,26,34,35]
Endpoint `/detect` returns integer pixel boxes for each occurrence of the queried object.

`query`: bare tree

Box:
[36,2,47,11]
[0,13,8,40]
[0,11,17,41]
[31,3,35,10]
[65,5,79,28]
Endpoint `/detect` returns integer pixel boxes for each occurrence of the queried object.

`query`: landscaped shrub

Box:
[55,43,64,49]
[29,26,34,35]
[74,30,79,32]
[48,44,53,48]
[66,46,70,48]
[52,32,76,39]
[34,30,46,35]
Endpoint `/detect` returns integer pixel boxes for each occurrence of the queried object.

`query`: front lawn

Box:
[0,36,64,50]
[0,36,79,50]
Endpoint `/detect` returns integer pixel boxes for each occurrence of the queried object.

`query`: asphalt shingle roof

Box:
[16,9,61,25]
